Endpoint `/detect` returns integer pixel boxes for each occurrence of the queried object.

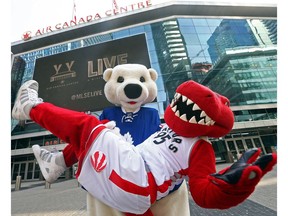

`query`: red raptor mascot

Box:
[12,80,277,216]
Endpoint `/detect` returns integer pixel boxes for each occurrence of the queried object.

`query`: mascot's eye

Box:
[117,76,124,83]
[140,76,145,82]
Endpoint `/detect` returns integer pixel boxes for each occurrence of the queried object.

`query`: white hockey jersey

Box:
[78,124,202,214]
[137,124,201,200]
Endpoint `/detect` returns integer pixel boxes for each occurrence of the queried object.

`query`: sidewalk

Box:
[11,179,87,216]
[11,163,277,216]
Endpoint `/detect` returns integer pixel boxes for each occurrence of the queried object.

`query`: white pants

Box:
[86,180,190,216]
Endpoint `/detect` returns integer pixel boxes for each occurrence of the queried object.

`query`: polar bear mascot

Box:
[87,64,191,216]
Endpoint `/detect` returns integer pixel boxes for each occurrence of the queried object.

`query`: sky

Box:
[10,0,279,43]
[3,0,287,215]
[10,0,168,42]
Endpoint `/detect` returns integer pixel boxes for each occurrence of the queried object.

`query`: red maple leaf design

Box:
[22,31,32,41]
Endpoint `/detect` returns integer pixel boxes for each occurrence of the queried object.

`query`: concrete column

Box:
[45,181,51,189]
[15,175,22,191]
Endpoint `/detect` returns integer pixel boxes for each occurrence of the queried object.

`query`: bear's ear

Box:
[103,68,113,82]
[148,68,158,81]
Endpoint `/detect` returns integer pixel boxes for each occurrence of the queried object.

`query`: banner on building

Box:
[33,34,151,112]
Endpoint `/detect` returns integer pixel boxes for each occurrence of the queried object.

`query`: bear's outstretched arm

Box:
[187,139,277,209]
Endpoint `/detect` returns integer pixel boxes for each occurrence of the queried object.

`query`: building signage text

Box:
[22,0,152,40]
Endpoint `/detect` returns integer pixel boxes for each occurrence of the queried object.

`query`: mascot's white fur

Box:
[103,64,158,112]
[87,64,190,216]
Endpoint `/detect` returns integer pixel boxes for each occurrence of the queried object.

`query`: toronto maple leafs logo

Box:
[90,151,107,172]
[123,132,134,144]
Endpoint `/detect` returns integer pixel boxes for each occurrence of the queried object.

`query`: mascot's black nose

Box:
[124,84,142,99]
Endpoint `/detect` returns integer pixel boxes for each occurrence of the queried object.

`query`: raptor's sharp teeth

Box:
[175,110,180,117]
[200,111,206,118]
[172,105,177,112]
[189,116,197,124]
[180,114,187,122]
[205,116,211,122]
[210,120,215,125]
[198,119,205,125]
[206,120,211,126]
[192,103,200,111]
[176,93,181,100]
[182,95,187,102]
[186,98,193,106]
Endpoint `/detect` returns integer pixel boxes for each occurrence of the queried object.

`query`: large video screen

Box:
[33,34,150,112]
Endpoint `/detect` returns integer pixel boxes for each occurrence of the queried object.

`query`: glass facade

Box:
[11,16,277,181]
[11,17,277,116]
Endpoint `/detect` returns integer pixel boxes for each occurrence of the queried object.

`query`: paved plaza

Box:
[11,163,278,216]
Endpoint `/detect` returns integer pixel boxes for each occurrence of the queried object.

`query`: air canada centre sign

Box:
[33,34,151,112]
[22,0,152,40]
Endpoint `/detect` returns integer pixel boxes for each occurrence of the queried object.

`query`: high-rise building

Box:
[248,19,277,45]
[207,19,259,64]
[151,19,192,103]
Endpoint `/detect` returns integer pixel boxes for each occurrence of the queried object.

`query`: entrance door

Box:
[225,136,266,160]
[252,137,266,154]
[235,139,245,155]
[12,163,20,181]
[26,162,41,180]
[11,162,26,181]
[11,161,40,181]
[226,140,238,161]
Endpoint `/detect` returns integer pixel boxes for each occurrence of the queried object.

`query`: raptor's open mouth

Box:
[170,92,215,126]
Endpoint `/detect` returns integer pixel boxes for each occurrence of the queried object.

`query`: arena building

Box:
[11,0,277,182]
